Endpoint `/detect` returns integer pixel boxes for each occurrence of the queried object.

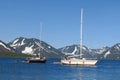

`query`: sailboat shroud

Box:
[61,8,98,66]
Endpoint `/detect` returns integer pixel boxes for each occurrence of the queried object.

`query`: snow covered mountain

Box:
[59,44,98,59]
[59,44,120,60]
[8,37,63,58]
[101,43,120,60]
[1,37,120,59]
[0,40,14,52]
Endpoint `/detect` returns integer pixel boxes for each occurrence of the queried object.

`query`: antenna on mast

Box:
[80,8,83,58]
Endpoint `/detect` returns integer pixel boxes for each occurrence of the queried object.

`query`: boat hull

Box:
[25,57,46,63]
[29,59,46,63]
[61,58,97,66]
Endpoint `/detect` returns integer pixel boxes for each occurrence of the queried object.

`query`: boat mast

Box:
[80,8,83,58]
[39,21,42,57]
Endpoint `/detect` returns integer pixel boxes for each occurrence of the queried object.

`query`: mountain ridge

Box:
[59,43,120,60]
[0,37,120,59]
[8,37,63,58]
[0,40,15,53]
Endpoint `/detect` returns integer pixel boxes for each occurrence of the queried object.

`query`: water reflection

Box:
[52,65,97,80]
[68,66,97,80]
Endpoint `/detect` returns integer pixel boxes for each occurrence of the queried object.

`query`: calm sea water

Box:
[0,58,120,80]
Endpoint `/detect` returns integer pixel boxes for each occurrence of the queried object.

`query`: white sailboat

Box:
[61,8,98,66]
[25,21,46,63]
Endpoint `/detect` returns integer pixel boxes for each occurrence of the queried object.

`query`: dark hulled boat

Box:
[25,21,47,63]
[25,57,46,63]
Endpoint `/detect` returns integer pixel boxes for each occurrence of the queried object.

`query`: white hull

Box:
[61,58,97,66]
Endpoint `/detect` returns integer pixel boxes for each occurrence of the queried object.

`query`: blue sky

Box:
[0,0,120,48]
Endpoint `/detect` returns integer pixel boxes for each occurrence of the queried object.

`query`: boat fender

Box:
[83,58,85,64]
[69,60,71,64]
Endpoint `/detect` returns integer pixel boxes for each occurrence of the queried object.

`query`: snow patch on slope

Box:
[10,39,19,47]
[0,42,11,50]
[71,46,77,54]
[21,39,25,46]
[104,51,110,58]
[82,46,87,50]
[10,38,25,49]
[13,39,19,44]
[48,46,51,49]
[22,45,34,54]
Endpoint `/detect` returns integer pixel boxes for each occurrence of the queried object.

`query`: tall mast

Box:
[80,8,83,58]
[39,21,42,57]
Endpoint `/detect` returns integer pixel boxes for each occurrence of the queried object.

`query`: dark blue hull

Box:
[29,59,46,63]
